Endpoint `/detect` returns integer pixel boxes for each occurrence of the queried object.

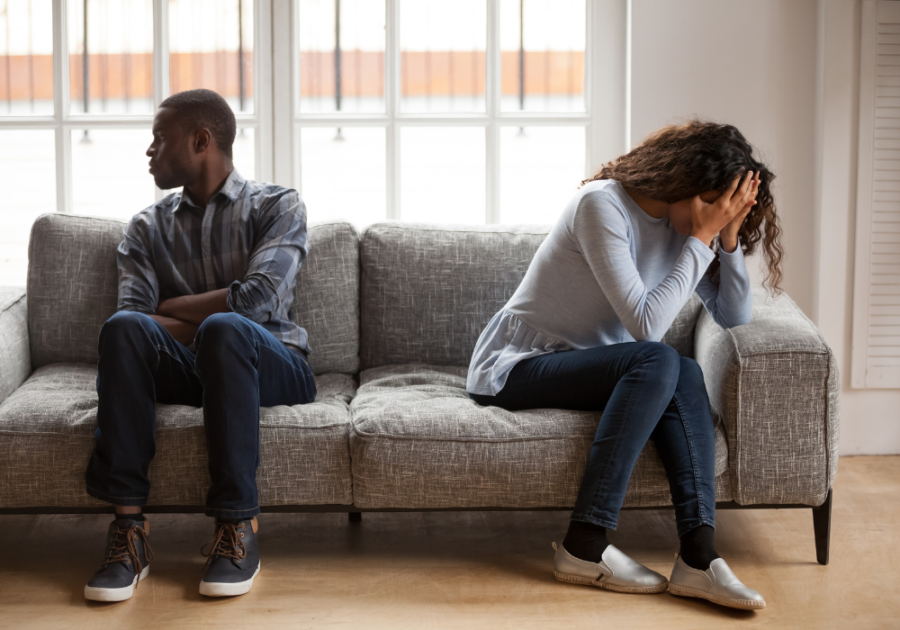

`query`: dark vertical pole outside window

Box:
[334,0,343,139]
[518,0,525,133]
[518,0,524,111]
[81,0,90,142]
[27,0,34,111]
[238,0,245,113]
[4,1,11,113]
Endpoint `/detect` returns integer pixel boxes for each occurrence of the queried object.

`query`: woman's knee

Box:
[634,341,680,377]
[677,357,706,391]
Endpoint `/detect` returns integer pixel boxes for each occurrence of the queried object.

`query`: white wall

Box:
[631,0,819,311]
[629,0,900,454]
[814,0,900,454]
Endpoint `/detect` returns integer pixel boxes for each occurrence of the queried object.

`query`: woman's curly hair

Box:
[583,120,784,293]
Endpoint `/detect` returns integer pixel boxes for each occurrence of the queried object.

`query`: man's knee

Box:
[99,311,151,345]
[195,312,249,351]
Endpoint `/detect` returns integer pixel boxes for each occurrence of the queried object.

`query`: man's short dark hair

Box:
[159,89,237,159]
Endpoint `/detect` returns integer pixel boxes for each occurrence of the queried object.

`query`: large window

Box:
[289,0,595,225]
[0,0,624,285]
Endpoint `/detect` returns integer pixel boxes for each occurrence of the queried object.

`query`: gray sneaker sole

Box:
[199,563,260,597]
[84,565,150,602]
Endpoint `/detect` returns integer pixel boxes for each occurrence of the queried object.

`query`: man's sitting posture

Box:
[83,89,316,602]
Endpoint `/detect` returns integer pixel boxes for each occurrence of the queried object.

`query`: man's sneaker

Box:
[199,517,260,597]
[84,517,153,602]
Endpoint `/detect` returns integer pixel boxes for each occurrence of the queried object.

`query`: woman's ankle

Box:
[562,520,609,563]
[679,524,720,570]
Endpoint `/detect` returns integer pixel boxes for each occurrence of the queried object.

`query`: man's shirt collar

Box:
[174,169,246,213]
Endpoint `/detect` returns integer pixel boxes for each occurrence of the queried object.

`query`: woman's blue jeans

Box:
[470,341,716,537]
[85,310,317,519]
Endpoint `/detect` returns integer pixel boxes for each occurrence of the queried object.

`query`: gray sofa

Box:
[0,214,839,564]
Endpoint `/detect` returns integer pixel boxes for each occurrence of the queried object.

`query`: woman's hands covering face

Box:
[690,171,760,250]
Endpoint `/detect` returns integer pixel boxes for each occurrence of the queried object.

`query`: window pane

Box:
[0,130,55,285]
[300,127,385,226]
[68,0,154,115]
[500,0,585,113]
[499,126,584,223]
[400,0,485,113]
[233,126,255,180]
[72,128,155,221]
[0,0,53,115]
[298,0,385,114]
[169,0,254,113]
[401,127,484,223]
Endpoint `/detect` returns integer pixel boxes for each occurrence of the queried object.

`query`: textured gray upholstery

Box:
[695,287,839,506]
[26,214,360,375]
[359,223,704,371]
[0,363,356,508]
[0,288,29,406]
[2,216,838,513]
[349,364,731,509]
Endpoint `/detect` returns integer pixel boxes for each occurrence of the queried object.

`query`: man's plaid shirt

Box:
[116,169,311,354]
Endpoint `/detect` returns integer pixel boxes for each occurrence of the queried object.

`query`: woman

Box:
[467,121,783,610]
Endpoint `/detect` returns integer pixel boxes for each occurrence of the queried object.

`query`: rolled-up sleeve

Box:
[117,217,159,314]
[226,190,308,323]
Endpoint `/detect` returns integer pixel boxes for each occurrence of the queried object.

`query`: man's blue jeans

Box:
[470,341,716,537]
[85,310,317,519]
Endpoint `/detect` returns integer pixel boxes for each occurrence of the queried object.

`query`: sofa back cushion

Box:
[27,213,359,375]
[359,222,703,370]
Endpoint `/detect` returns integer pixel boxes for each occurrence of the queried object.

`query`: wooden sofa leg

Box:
[349,511,362,523]
[812,489,832,565]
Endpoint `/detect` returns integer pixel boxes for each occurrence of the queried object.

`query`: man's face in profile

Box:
[146,107,197,190]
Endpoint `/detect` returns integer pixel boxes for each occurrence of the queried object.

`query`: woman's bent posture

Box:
[467,121,783,610]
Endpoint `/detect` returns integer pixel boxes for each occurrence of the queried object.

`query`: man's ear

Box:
[194,128,212,154]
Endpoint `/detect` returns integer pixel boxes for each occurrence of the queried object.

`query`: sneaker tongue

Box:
[113,516,142,527]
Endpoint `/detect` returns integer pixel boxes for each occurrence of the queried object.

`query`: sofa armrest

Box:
[0,287,30,406]
[694,287,839,506]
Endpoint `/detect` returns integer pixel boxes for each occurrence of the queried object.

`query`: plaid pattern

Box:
[117,169,311,353]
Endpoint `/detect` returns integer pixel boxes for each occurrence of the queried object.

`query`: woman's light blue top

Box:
[466,179,753,396]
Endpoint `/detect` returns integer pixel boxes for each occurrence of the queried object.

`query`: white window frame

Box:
[0,0,273,214]
[273,0,630,223]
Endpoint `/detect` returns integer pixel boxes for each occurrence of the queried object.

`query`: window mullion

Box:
[53,0,72,214]
[153,0,169,201]
[588,0,629,173]
[256,0,274,182]
[485,0,500,223]
[273,0,293,187]
[386,0,400,220]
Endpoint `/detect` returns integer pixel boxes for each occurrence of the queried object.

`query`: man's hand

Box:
[157,288,230,325]
[150,314,199,346]
[691,171,759,248]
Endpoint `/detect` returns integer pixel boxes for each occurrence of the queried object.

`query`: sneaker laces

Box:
[201,521,247,572]
[104,523,153,588]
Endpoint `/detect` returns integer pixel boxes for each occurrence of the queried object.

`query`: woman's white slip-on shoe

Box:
[552,542,669,594]
[667,555,766,610]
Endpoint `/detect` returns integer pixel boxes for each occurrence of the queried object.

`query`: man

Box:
[83,89,316,602]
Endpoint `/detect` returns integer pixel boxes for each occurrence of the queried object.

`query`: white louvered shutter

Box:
[854,0,900,388]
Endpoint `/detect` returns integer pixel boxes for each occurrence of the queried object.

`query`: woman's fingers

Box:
[736,170,754,202]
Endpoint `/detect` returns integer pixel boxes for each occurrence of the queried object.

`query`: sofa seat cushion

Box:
[350,364,731,509]
[0,363,356,509]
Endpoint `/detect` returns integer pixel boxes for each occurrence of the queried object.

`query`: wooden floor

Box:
[2,456,898,629]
